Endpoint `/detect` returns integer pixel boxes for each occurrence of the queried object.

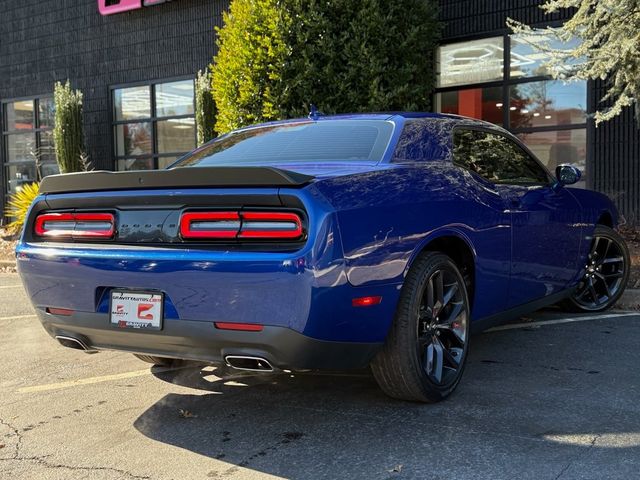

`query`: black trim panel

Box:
[39,167,315,194]
[38,310,382,370]
[470,287,576,335]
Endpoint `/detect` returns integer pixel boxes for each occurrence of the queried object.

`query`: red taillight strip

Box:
[180,212,240,239]
[214,322,264,332]
[179,211,304,241]
[238,212,303,239]
[46,307,74,316]
[35,213,115,239]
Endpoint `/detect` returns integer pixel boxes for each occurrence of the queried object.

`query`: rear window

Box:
[173,120,394,167]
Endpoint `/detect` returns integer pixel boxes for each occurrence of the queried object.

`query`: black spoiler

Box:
[39,167,315,195]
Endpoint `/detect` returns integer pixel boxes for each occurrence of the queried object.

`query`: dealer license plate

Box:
[110,290,163,330]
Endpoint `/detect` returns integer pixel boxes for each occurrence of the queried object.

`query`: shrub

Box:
[195,70,218,146]
[53,80,87,173]
[212,0,290,133]
[212,0,441,131]
[280,0,441,117]
[6,183,40,233]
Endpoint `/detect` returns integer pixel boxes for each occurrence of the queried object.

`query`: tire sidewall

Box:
[569,225,631,312]
[402,253,471,401]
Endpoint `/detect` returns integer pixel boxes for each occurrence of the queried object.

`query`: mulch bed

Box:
[620,226,640,289]
[0,229,17,273]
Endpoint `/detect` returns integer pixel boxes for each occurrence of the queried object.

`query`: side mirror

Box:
[555,164,582,187]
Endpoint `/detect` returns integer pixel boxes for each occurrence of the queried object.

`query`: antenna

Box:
[308,104,323,120]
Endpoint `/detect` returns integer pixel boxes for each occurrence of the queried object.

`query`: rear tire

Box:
[561,225,630,312]
[134,354,181,367]
[371,252,471,403]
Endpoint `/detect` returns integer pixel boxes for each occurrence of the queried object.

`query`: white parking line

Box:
[17,365,188,394]
[0,284,23,289]
[0,314,36,322]
[487,312,639,332]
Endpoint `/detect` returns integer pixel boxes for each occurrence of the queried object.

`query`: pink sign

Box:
[98,0,173,16]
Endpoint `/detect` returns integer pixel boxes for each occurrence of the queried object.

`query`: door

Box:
[453,128,583,309]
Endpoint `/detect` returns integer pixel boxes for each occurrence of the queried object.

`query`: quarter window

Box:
[436,33,588,187]
[453,129,550,185]
[112,79,196,171]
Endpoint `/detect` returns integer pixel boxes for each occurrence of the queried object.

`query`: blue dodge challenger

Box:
[17,113,630,402]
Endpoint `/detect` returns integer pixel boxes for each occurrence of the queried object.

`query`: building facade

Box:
[0,0,638,223]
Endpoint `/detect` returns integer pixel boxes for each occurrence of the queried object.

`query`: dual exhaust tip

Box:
[225,355,274,372]
[55,335,274,372]
[55,335,98,354]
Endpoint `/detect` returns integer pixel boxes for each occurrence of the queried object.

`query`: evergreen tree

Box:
[212,0,290,133]
[212,0,441,133]
[280,0,441,117]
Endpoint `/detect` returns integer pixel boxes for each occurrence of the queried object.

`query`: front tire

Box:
[562,225,630,312]
[371,252,471,403]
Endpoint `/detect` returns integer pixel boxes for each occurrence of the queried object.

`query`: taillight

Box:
[179,211,304,241]
[35,213,115,239]
[238,212,303,239]
[180,212,241,239]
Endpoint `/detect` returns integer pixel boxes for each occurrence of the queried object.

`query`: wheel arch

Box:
[596,210,614,228]
[406,229,477,310]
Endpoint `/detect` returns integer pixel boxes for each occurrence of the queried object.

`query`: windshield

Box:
[173,120,394,167]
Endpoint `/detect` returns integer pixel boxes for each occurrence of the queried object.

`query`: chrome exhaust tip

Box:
[224,355,274,372]
[55,335,98,354]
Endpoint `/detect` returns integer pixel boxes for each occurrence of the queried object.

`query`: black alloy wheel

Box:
[371,252,471,403]
[564,225,630,312]
[417,268,468,386]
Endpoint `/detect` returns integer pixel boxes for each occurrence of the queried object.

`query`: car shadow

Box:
[134,315,640,479]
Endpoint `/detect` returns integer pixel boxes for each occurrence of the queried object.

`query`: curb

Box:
[0,260,16,269]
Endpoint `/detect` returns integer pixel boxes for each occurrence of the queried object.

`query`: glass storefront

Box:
[436,34,589,185]
[112,78,196,170]
[2,98,59,196]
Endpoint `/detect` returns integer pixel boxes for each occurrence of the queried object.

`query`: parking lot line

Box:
[17,365,185,394]
[0,314,37,322]
[487,312,639,332]
[0,285,23,289]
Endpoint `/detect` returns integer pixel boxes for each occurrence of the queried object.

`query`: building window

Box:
[435,32,589,187]
[2,98,58,197]
[112,79,196,171]
[437,37,504,88]
[436,86,503,125]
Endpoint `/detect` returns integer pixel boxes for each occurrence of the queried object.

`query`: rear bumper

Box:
[17,242,401,343]
[37,309,383,370]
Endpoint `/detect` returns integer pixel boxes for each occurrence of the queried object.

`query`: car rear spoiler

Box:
[39,167,315,194]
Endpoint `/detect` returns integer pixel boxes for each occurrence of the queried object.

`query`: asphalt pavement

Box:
[1,272,639,480]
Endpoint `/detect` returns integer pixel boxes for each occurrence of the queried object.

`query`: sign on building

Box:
[98,0,174,16]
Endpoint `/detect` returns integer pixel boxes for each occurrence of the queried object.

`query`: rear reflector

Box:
[35,213,115,239]
[46,307,74,316]
[352,296,383,307]
[214,322,264,332]
[180,211,303,241]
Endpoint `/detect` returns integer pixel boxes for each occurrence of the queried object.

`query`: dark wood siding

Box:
[0,0,228,211]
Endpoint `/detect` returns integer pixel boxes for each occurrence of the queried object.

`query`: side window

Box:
[453,129,550,185]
